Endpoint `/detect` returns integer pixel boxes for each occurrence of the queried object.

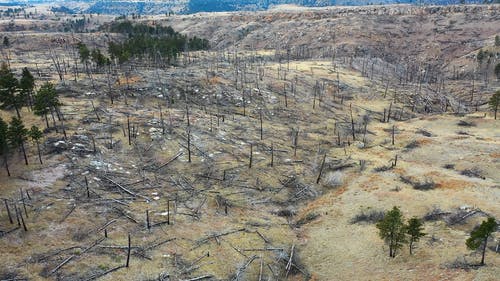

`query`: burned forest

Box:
[0,3,499,281]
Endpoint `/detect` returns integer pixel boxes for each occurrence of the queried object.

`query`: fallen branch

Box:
[59,203,77,223]
[194,228,246,248]
[102,176,150,202]
[180,275,213,281]
[84,265,126,281]
[231,255,258,281]
[155,152,183,170]
[285,244,295,278]
[50,237,105,275]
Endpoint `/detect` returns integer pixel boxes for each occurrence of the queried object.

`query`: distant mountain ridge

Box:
[1,0,495,15]
[186,0,480,13]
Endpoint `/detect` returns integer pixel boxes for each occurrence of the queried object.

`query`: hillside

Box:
[0,3,498,281]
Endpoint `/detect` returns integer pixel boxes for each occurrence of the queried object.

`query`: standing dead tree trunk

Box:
[126,233,131,267]
[249,143,253,168]
[259,110,263,141]
[3,199,13,224]
[350,104,356,141]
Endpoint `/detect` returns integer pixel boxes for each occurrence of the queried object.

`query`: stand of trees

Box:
[376,206,426,258]
[377,206,498,266]
[105,21,209,65]
[0,63,59,176]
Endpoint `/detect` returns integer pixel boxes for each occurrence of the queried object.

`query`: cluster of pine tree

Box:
[0,63,60,175]
[377,207,497,265]
[105,21,209,64]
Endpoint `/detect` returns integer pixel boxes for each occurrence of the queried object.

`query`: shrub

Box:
[295,212,320,227]
[443,164,455,170]
[400,176,435,190]
[323,171,343,187]
[457,120,475,127]
[413,178,436,190]
[416,129,433,137]
[351,208,385,224]
[373,165,393,172]
[460,168,485,179]
[423,207,450,221]
[404,140,419,150]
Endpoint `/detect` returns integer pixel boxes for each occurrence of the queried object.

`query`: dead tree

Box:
[3,199,13,224]
[392,125,396,145]
[259,110,263,141]
[350,104,356,141]
[249,143,253,168]
[126,233,131,267]
[316,154,327,184]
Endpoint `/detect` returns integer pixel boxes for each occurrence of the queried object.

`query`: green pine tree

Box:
[78,42,90,63]
[477,49,485,64]
[29,125,43,165]
[489,90,500,120]
[7,116,28,165]
[3,36,9,47]
[33,82,60,129]
[376,206,407,258]
[0,62,23,118]
[19,67,35,110]
[466,217,497,265]
[0,117,10,176]
[406,217,426,255]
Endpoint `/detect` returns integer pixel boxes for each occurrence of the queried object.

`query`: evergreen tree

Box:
[91,48,110,69]
[33,82,60,129]
[406,217,426,255]
[0,117,10,176]
[3,36,9,47]
[495,35,500,47]
[78,42,91,75]
[19,67,35,110]
[476,49,485,64]
[376,206,406,258]
[29,125,43,165]
[489,90,500,120]
[466,217,497,265]
[78,42,90,63]
[7,116,28,165]
[0,62,23,118]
